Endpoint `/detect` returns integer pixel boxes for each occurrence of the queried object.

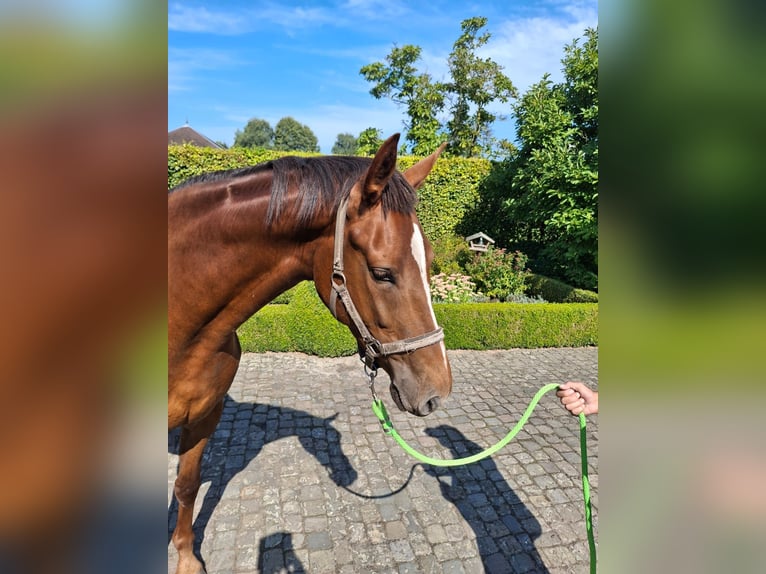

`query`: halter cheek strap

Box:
[329,195,444,370]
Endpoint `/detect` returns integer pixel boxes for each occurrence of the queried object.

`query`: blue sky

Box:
[169,1,597,153]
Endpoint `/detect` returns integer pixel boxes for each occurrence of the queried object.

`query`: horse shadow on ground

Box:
[424,425,549,573]
[168,395,357,568]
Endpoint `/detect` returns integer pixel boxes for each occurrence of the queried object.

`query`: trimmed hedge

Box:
[168,144,314,189]
[397,155,491,241]
[237,281,597,355]
[238,282,356,357]
[525,274,599,303]
[435,303,597,349]
[168,145,490,242]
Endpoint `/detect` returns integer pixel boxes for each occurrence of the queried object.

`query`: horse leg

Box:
[171,400,223,574]
[170,334,241,574]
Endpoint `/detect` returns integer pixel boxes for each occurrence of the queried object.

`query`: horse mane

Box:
[169,155,418,228]
[169,164,267,193]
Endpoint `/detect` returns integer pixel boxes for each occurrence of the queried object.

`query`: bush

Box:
[430,273,482,303]
[238,282,357,356]
[465,247,530,301]
[281,282,357,356]
[435,303,598,349]
[504,293,547,304]
[525,274,598,303]
[237,281,597,354]
[429,233,472,275]
[237,305,293,352]
[397,155,491,242]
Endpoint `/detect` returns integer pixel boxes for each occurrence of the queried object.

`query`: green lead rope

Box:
[371,382,597,573]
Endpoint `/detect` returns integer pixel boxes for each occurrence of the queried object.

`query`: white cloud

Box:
[168,3,249,35]
[168,48,243,93]
[340,0,410,21]
[483,9,597,93]
[168,2,338,36]
[258,4,335,31]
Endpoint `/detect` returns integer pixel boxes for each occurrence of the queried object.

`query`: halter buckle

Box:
[365,338,383,358]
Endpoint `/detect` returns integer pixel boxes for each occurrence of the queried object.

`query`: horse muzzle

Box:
[389,381,444,417]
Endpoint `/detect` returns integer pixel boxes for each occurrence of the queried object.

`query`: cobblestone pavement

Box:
[168,348,598,574]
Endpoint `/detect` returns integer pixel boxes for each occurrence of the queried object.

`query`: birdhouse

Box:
[466,232,495,252]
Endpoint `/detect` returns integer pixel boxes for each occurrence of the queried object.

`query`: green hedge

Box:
[396,155,491,241]
[168,145,490,242]
[168,144,314,189]
[435,303,598,349]
[238,282,356,357]
[525,274,599,303]
[237,281,597,355]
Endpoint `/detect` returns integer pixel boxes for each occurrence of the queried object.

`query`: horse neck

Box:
[168,178,334,346]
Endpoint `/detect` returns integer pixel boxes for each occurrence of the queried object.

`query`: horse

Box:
[168,134,452,574]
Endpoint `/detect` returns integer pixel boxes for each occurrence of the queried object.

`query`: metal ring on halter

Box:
[364,362,378,400]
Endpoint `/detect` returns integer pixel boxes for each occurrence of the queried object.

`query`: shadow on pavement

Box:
[168,395,358,564]
[424,425,549,573]
[258,531,306,574]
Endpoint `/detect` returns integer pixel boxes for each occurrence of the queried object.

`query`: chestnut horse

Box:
[168,134,452,574]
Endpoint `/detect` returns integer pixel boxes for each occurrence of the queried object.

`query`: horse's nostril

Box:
[420,396,441,416]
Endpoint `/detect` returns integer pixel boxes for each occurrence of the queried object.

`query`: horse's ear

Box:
[403,142,447,190]
[358,133,400,211]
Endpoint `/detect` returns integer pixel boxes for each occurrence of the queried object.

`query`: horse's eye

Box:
[370,267,395,283]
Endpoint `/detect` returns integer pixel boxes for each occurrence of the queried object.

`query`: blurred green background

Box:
[601,0,766,571]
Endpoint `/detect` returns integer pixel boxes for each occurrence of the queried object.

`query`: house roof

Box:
[168,124,222,148]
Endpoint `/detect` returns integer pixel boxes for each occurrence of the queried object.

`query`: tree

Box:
[446,17,516,157]
[233,118,273,148]
[467,28,598,289]
[356,127,383,156]
[359,17,515,158]
[360,45,445,155]
[331,133,358,155]
[273,117,320,152]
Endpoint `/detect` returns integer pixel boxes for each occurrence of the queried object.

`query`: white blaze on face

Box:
[410,223,448,369]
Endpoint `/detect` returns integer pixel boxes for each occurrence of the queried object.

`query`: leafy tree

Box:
[356,127,383,156]
[273,117,320,152]
[331,133,358,155]
[359,17,514,158]
[360,45,446,155]
[233,118,274,148]
[446,17,516,157]
[467,28,598,289]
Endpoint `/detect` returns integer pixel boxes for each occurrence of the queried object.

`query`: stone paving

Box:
[168,348,598,573]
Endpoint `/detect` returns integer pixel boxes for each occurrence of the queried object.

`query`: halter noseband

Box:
[329,195,445,370]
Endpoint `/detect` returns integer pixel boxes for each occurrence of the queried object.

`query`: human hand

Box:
[556,381,598,416]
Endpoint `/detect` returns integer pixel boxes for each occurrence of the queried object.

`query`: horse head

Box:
[315,134,452,417]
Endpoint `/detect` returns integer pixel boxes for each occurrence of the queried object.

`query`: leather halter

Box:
[329,195,445,370]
